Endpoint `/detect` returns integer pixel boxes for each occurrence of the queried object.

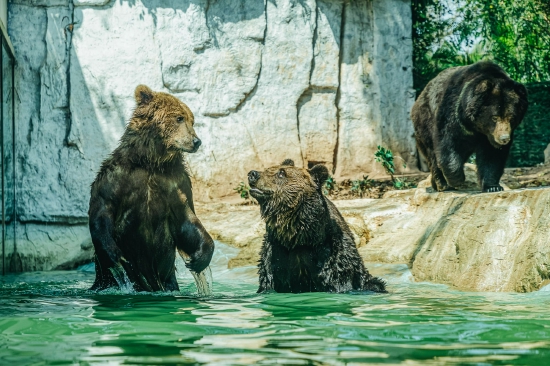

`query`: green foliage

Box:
[374,145,396,176]
[461,0,550,84]
[350,175,374,197]
[322,176,336,196]
[234,182,251,200]
[374,145,416,190]
[412,0,550,94]
[392,178,417,190]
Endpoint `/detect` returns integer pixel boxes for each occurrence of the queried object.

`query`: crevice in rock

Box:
[295,2,319,167]
[63,1,81,153]
[203,111,230,118]
[309,85,338,93]
[203,0,217,48]
[296,87,311,166]
[226,61,262,116]
[309,3,319,84]
[333,0,346,175]
[222,0,268,116]
[261,0,268,46]
[27,117,34,146]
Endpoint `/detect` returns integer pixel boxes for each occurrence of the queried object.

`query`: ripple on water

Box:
[1,242,550,365]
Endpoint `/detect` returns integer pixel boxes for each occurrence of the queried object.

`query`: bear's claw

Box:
[483,185,503,193]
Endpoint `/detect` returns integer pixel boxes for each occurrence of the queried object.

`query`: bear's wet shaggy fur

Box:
[88,85,214,291]
[411,61,528,192]
[248,159,386,293]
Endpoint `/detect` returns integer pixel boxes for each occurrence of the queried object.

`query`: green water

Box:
[1,243,550,365]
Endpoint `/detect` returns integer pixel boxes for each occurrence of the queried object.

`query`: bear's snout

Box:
[492,120,512,146]
[248,170,260,186]
[192,137,202,151]
[498,134,510,145]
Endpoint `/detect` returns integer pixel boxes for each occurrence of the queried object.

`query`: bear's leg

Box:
[437,147,467,189]
[416,136,450,191]
[431,163,451,191]
[164,272,180,292]
[90,255,117,290]
[476,142,510,192]
[257,238,274,293]
[89,201,128,290]
[175,204,215,274]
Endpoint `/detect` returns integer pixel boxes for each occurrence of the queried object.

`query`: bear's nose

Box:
[193,137,202,150]
[499,134,510,144]
[248,170,260,186]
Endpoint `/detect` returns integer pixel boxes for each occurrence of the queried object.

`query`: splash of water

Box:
[178,250,213,296]
[190,266,213,296]
[109,263,134,293]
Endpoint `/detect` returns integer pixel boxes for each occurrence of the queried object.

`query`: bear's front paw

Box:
[483,185,503,193]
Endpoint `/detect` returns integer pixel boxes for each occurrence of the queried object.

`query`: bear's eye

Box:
[277,169,286,179]
[177,116,185,123]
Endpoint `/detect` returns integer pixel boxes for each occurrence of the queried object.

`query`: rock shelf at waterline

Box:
[196,186,550,293]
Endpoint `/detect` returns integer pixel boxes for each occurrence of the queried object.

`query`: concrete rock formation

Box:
[7,0,415,271]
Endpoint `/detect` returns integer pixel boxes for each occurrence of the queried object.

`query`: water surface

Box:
[1,243,550,365]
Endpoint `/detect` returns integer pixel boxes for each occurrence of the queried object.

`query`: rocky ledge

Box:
[196,186,550,293]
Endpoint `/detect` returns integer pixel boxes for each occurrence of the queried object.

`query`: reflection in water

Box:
[1,242,550,364]
[193,298,271,329]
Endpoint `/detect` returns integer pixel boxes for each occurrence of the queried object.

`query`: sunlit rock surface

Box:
[8,0,414,216]
[196,187,550,293]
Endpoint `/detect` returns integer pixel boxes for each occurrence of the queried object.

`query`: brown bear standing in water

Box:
[411,61,528,192]
[248,159,386,293]
[89,85,214,291]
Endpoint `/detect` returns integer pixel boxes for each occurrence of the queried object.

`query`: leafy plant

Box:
[323,176,336,196]
[374,145,397,177]
[374,145,416,190]
[350,175,373,197]
[393,178,417,190]
[234,182,255,203]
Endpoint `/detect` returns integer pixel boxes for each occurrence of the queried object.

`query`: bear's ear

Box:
[475,79,492,94]
[308,164,329,189]
[135,85,154,106]
[514,82,528,99]
[281,159,294,166]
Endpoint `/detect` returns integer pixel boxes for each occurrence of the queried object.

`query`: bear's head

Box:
[248,159,329,247]
[462,71,528,148]
[130,85,201,153]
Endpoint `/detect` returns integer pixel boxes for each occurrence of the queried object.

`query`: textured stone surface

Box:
[196,187,550,293]
[6,0,415,272]
[9,0,415,213]
[334,0,416,178]
[6,223,93,272]
[73,0,109,6]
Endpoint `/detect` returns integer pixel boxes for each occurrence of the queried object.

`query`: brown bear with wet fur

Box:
[411,61,528,192]
[248,159,386,293]
[88,85,214,291]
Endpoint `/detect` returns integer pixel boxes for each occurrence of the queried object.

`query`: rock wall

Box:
[6,0,414,271]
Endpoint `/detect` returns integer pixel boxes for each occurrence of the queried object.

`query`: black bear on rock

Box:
[248,159,386,294]
[88,85,214,292]
[411,61,528,192]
